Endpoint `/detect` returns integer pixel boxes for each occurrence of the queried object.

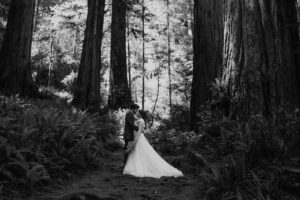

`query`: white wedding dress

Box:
[123,119,183,178]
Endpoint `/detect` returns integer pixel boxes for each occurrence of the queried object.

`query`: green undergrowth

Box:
[0,95,119,198]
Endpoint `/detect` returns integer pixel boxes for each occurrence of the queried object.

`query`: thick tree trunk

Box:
[0,0,37,96]
[221,0,300,119]
[190,0,224,127]
[108,0,131,109]
[278,0,300,107]
[73,0,105,111]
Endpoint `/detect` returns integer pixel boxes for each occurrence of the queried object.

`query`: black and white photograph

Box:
[0,0,300,199]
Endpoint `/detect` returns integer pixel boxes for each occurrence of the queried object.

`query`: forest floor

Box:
[22,150,204,200]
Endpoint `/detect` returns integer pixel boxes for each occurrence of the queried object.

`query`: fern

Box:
[0,95,117,194]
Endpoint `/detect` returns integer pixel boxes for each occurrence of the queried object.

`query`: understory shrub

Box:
[159,104,191,130]
[196,113,300,199]
[148,106,300,199]
[0,95,118,196]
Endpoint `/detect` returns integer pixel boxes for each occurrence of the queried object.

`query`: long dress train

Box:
[123,119,183,178]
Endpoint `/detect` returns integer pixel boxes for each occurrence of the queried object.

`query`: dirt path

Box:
[25,151,204,200]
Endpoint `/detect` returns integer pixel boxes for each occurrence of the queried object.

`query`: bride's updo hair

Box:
[138,110,147,121]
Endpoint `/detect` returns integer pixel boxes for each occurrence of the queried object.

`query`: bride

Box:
[123,110,183,178]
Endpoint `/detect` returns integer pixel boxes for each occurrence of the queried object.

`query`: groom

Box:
[123,103,139,165]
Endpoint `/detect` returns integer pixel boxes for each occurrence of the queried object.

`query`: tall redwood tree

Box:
[108,0,131,109]
[73,0,106,111]
[221,0,300,118]
[0,0,37,96]
[191,0,224,127]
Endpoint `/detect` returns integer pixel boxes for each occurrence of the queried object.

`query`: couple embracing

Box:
[122,103,183,178]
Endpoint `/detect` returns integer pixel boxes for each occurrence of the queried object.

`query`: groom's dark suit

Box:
[124,110,139,165]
